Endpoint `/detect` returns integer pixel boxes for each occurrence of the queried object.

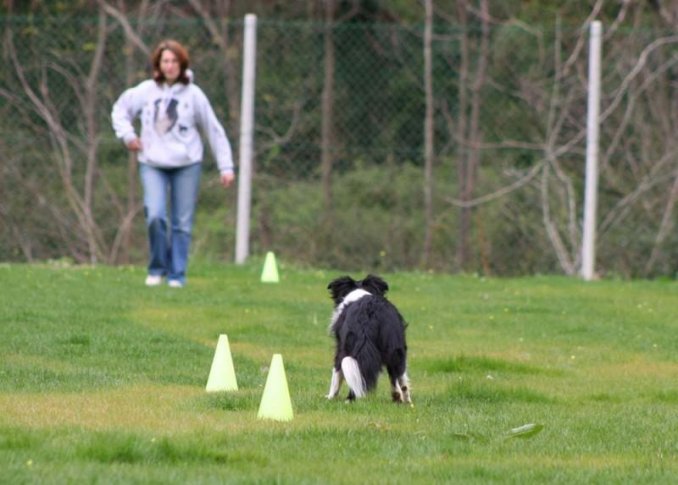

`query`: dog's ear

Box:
[361,274,389,296]
[327,276,357,304]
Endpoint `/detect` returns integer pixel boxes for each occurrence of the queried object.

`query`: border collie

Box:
[326,274,411,403]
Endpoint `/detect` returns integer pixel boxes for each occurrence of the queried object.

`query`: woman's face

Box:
[159,49,181,84]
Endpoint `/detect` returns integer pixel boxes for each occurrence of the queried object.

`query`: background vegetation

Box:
[4,1,678,277]
[0,262,676,482]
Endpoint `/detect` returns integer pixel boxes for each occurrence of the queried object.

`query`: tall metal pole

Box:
[235,14,257,264]
[582,20,602,281]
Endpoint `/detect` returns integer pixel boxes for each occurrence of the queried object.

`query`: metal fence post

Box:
[582,20,602,281]
[235,13,257,264]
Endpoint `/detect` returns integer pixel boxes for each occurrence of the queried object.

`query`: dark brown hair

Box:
[151,39,190,84]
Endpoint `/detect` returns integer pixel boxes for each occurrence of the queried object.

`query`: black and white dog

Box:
[326,275,411,403]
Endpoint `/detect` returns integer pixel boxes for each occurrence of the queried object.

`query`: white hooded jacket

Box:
[111,75,234,174]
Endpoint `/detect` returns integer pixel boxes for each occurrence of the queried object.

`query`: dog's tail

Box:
[341,357,366,398]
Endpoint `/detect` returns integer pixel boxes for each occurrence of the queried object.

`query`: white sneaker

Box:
[145,275,163,287]
[168,280,183,288]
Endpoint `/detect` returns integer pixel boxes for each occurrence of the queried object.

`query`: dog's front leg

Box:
[326,368,343,399]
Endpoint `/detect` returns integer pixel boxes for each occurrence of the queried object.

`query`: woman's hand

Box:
[220,172,235,188]
[126,138,142,152]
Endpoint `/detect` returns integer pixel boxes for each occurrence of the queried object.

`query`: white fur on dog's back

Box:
[341,356,366,398]
[329,288,371,331]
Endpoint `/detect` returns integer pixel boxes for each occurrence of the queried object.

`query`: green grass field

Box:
[1,261,676,483]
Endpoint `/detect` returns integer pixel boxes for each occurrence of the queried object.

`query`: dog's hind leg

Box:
[387,358,409,403]
[326,368,343,399]
[327,368,343,399]
[398,372,411,404]
[387,367,404,403]
[390,376,404,403]
[388,368,411,404]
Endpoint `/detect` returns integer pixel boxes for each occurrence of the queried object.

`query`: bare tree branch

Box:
[98,0,150,55]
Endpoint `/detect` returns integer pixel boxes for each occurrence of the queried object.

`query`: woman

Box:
[112,40,235,288]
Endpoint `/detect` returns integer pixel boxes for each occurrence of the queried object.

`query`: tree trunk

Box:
[464,0,489,270]
[454,0,469,271]
[455,0,489,272]
[422,0,434,267]
[321,0,337,214]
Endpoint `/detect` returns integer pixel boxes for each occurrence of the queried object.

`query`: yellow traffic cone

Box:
[261,251,280,283]
[205,334,238,392]
[257,354,293,421]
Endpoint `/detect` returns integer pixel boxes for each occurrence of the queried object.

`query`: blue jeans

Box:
[139,162,202,284]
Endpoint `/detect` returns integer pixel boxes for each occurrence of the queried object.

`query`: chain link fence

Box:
[3,14,678,277]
